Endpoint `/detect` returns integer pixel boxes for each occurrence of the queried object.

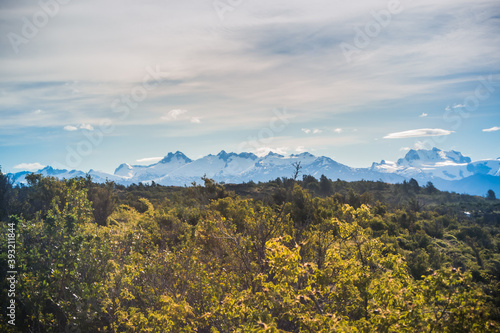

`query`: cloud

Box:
[253,147,289,157]
[446,104,465,111]
[161,109,188,121]
[419,113,428,117]
[64,125,78,131]
[79,123,94,131]
[384,128,454,139]
[334,128,343,134]
[302,128,322,134]
[33,109,43,114]
[13,162,46,171]
[64,124,94,131]
[1,0,499,170]
[295,146,306,153]
[400,147,411,151]
[483,126,500,132]
[160,110,200,123]
[136,157,163,163]
[414,141,426,149]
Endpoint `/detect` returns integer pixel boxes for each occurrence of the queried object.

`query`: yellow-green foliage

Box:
[1,177,499,332]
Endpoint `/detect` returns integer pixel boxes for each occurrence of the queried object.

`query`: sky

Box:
[1,0,499,174]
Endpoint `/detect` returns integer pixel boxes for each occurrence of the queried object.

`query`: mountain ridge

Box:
[6,148,500,196]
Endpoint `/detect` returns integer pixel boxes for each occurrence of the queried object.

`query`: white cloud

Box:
[33,109,43,114]
[384,128,454,139]
[64,125,78,131]
[160,110,200,123]
[295,146,306,153]
[136,157,163,163]
[419,113,428,117]
[64,124,94,131]
[302,128,322,134]
[483,126,500,132]
[400,147,411,151]
[446,104,465,112]
[334,128,343,134]
[13,162,46,171]
[79,123,94,131]
[253,147,289,157]
[1,0,499,165]
[414,141,426,149]
[161,109,188,121]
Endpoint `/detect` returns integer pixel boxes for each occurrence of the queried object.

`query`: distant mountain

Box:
[431,174,500,197]
[7,148,500,196]
[9,166,124,185]
[370,148,500,195]
[372,148,500,183]
[9,166,87,184]
[114,151,193,182]
[397,147,471,166]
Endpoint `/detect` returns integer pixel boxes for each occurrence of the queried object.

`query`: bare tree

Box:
[292,162,302,181]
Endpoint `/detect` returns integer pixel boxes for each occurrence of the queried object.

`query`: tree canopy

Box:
[1,172,499,332]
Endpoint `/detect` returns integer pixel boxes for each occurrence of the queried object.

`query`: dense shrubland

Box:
[1,170,499,332]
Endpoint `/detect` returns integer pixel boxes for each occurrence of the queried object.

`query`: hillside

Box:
[0,172,499,331]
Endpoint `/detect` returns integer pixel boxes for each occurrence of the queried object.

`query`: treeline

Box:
[0,171,499,332]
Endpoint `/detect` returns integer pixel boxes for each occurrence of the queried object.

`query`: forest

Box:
[0,168,499,332]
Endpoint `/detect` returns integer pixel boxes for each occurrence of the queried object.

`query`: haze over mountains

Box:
[7,148,500,196]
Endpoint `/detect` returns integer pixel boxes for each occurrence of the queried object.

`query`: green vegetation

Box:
[1,170,500,332]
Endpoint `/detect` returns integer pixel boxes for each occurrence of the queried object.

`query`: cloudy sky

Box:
[1,0,499,173]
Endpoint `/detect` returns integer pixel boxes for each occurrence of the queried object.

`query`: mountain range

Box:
[7,148,500,196]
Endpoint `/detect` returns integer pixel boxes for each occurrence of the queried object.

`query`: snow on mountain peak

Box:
[217,150,237,161]
[159,151,192,164]
[291,152,314,158]
[41,165,64,173]
[7,148,500,196]
[397,147,471,167]
[366,147,500,183]
[114,163,134,177]
[265,151,284,158]
[236,152,258,160]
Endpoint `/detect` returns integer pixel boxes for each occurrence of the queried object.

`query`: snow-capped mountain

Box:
[114,151,192,182]
[397,147,471,167]
[6,148,500,196]
[371,147,500,182]
[9,166,88,184]
[9,166,124,185]
[159,151,259,185]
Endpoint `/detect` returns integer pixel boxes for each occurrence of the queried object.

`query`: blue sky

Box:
[1,0,499,174]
